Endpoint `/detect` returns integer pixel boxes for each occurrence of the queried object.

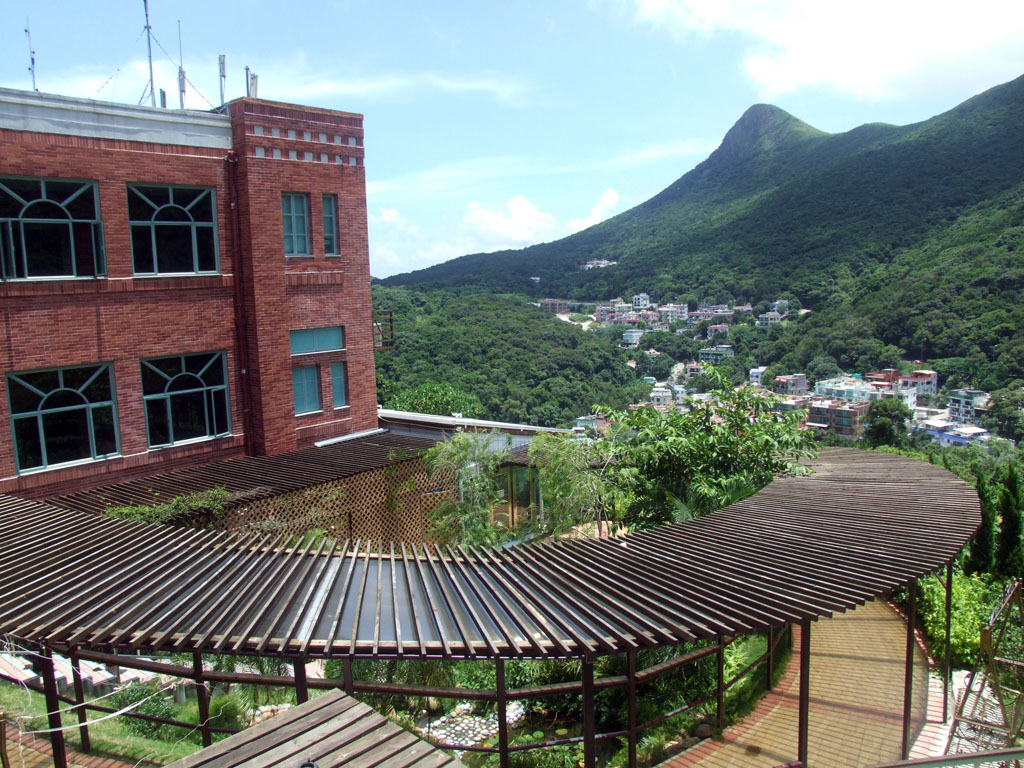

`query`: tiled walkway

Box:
[2,721,139,768]
[662,599,932,768]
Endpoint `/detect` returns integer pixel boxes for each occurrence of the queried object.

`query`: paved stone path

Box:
[662,599,933,768]
[2,720,140,768]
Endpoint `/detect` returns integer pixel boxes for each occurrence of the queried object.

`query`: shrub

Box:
[104,486,231,526]
[917,570,998,666]
[109,682,180,740]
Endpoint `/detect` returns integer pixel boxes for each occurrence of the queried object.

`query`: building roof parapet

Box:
[0,86,232,148]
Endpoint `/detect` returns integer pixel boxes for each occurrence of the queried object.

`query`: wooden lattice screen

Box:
[219,458,455,543]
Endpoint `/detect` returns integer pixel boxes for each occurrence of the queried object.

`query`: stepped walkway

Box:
[663,599,932,768]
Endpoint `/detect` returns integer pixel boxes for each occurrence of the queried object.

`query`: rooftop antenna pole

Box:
[218,54,226,107]
[245,65,251,97]
[143,0,156,106]
[25,18,38,92]
[177,19,186,109]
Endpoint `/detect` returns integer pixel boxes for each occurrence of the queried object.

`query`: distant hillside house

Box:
[622,328,645,347]
[814,376,917,409]
[774,374,810,396]
[632,293,651,309]
[947,388,991,425]
[698,344,735,364]
[581,259,616,270]
[899,370,939,396]
[757,310,784,327]
[806,399,870,437]
[660,303,689,324]
[749,365,769,387]
[539,298,568,314]
[708,323,729,339]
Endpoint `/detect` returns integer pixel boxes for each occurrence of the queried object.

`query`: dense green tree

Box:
[423,432,510,546]
[995,465,1024,579]
[982,383,1024,443]
[385,381,484,417]
[965,471,996,575]
[863,399,913,448]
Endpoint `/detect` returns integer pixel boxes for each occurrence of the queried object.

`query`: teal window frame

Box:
[331,362,348,408]
[322,194,338,255]
[0,176,105,280]
[140,352,230,448]
[293,366,321,414]
[127,184,218,275]
[7,363,120,473]
[282,193,310,256]
[290,326,344,355]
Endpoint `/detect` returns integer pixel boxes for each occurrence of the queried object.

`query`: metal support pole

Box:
[902,579,917,759]
[294,657,308,704]
[496,659,509,768]
[716,635,725,730]
[582,657,596,768]
[68,651,91,753]
[798,620,811,768]
[627,650,638,768]
[193,651,212,748]
[343,657,354,695]
[766,626,775,691]
[944,561,953,723]
[40,648,67,768]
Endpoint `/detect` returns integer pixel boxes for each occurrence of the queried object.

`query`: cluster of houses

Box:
[757,368,997,444]
[614,362,1000,448]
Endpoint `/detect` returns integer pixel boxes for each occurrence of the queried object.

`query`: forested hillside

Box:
[373,286,647,426]
[380,74,1024,397]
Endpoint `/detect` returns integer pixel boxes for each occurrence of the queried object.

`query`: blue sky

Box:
[3,1,1024,278]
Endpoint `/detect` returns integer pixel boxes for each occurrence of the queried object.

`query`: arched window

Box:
[0,177,105,280]
[141,352,230,447]
[128,185,218,274]
[7,364,119,472]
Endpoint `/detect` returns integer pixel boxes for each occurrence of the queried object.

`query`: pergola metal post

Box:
[343,657,354,695]
[902,578,918,759]
[496,659,509,768]
[627,649,638,768]
[294,656,309,704]
[68,650,91,753]
[944,561,953,722]
[766,625,775,691]
[716,635,725,730]
[798,620,811,768]
[39,648,67,768]
[193,651,212,747]
[582,656,596,768]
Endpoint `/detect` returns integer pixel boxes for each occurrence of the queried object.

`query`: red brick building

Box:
[0,87,378,498]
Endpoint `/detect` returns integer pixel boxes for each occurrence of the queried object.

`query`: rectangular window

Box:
[7,363,119,472]
[290,326,344,355]
[1,177,105,280]
[331,362,348,408]
[323,194,338,255]
[281,193,310,255]
[141,352,230,448]
[293,366,320,414]
[128,185,218,275]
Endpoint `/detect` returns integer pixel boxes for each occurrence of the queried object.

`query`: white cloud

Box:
[5,55,527,110]
[611,138,719,168]
[568,188,620,233]
[631,0,1024,100]
[463,195,558,246]
[370,189,623,277]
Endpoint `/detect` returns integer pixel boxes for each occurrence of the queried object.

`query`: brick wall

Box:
[0,95,378,496]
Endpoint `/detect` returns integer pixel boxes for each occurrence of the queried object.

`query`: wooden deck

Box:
[166,689,464,768]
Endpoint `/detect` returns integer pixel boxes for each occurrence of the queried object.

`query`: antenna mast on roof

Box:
[143,0,156,106]
[24,18,38,92]
[177,19,186,109]
[218,54,226,106]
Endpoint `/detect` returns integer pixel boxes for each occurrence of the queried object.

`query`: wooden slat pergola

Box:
[0,448,981,768]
